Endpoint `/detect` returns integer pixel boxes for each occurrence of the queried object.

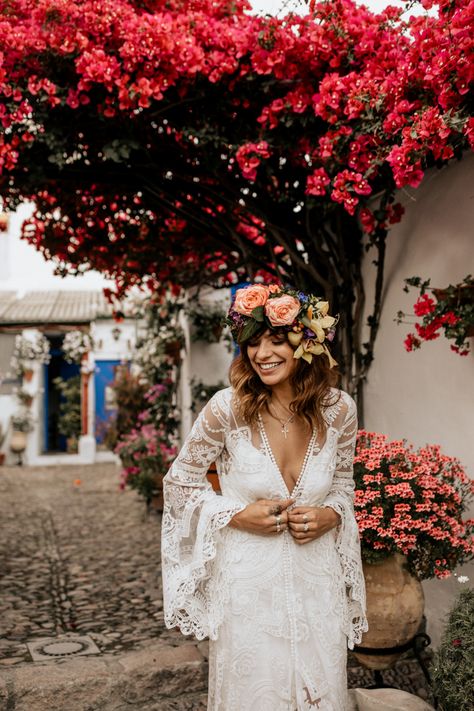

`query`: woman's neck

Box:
[269,381,295,411]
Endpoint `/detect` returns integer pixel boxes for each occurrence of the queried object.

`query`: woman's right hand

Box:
[228,498,294,535]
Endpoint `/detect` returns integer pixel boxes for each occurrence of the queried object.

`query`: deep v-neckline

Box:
[257,415,317,498]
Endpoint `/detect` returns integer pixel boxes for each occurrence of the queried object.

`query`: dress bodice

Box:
[220,424,339,508]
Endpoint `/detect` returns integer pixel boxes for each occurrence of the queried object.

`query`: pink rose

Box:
[265,295,301,326]
[233,284,269,315]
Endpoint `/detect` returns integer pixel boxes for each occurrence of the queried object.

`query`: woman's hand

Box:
[229,498,294,535]
[288,506,341,545]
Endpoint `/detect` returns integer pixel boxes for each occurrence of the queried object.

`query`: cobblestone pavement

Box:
[0,463,188,664]
[0,463,434,709]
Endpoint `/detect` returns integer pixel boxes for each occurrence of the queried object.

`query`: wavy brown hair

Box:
[229,328,341,435]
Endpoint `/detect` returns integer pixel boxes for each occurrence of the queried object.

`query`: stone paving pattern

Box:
[0,463,434,709]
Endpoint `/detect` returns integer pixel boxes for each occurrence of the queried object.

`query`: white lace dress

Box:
[161,387,367,711]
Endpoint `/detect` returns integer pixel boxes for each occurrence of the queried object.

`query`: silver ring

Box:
[275,515,282,526]
[303,514,308,523]
[304,522,309,533]
[276,523,281,533]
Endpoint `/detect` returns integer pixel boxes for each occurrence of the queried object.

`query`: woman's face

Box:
[246,330,297,387]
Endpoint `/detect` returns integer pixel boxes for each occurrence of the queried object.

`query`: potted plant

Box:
[431,587,474,710]
[62,330,94,364]
[187,302,227,343]
[11,410,35,433]
[396,274,474,356]
[10,410,35,464]
[53,375,81,452]
[10,333,51,378]
[115,422,177,510]
[16,389,34,408]
[353,430,474,670]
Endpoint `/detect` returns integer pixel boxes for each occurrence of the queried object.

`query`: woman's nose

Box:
[256,339,272,359]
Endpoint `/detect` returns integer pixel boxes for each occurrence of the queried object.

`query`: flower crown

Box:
[226,283,338,367]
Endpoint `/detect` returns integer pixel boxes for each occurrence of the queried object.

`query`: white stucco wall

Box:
[362,151,474,646]
[183,288,234,432]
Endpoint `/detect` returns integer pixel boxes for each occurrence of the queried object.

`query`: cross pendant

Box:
[281,424,289,438]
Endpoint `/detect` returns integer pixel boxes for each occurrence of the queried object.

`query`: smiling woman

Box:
[161,283,367,710]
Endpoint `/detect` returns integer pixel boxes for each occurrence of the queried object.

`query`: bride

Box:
[161,283,367,710]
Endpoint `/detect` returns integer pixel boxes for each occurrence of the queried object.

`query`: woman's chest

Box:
[222,427,338,503]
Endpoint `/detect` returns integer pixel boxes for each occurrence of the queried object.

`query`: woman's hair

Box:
[229,327,341,434]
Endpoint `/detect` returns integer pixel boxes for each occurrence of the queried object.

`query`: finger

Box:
[290,530,310,539]
[288,520,305,530]
[293,537,313,545]
[289,506,314,515]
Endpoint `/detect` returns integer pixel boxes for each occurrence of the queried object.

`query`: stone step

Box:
[0,641,207,711]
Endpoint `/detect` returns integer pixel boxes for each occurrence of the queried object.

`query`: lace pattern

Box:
[321,394,368,648]
[162,386,367,708]
[161,389,246,640]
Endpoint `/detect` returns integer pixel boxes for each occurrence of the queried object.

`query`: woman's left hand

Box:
[287,506,341,545]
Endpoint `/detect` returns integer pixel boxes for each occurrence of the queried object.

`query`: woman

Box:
[161,284,367,711]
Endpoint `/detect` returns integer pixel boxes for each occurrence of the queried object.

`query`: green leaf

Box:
[238,319,260,343]
[251,305,265,322]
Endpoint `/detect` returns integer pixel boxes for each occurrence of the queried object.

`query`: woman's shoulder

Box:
[206,386,233,413]
[324,387,356,424]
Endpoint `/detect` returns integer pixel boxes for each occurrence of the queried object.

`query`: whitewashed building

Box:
[0,290,137,465]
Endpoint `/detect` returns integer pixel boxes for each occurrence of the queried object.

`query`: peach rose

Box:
[233,284,269,315]
[265,295,301,326]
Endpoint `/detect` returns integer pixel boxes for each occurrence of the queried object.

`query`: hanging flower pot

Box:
[164,339,183,363]
[22,368,34,382]
[353,554,424,670]
[398,275,474,355]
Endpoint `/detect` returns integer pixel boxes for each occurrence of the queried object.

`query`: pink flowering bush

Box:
[115,422,177,499]
[354,430,474,580]
[397,275,474,356]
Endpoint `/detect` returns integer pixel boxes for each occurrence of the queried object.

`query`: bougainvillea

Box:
[397,275,474,355]
[0,0,472,397]
[354,430,474,580]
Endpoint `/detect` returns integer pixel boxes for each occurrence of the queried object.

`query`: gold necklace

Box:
[268,403,295,438]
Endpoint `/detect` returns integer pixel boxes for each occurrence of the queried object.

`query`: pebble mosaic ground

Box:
[0,463,434,709]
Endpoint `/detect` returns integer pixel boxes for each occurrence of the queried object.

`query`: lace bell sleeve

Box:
[161,389,245,641]
[322,394,368,648]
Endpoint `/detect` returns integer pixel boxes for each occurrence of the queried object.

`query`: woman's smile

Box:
[247,331,297,385]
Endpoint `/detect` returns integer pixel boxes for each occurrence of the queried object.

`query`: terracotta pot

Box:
[66,437,78,454]
[10,430,27,453]
[353,554,424,670]
[211,324,223,342]
[148,491,164,512]
[164,340,182,362]
[433,284,474,305]
[206,462,221,492]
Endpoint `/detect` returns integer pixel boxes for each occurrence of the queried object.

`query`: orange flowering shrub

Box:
[354,430,474,580]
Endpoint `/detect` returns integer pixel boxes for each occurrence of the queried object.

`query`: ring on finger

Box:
[303,514,308,523]
[303,522,309,533]
[276,522,281,533]
[275,514,282,526]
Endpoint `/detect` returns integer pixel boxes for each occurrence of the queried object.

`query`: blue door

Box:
[94,360,128,443]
